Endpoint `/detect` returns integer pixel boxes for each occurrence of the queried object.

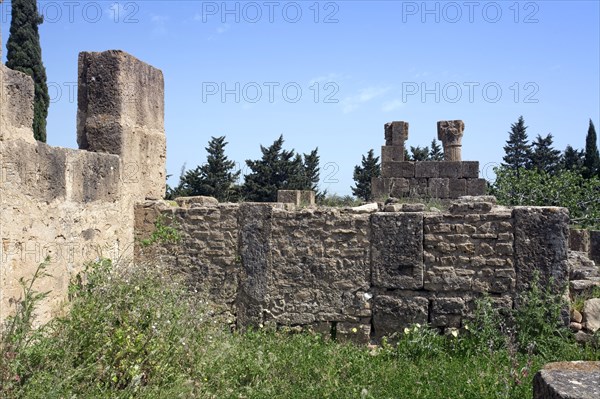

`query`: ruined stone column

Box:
[77,50,166,200]
[382,121,408,163]
[437,120,465,161]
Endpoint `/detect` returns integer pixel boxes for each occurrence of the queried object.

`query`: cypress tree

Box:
[302,148,320,192]
[502,116,532,176]
[6,0,49,142]
[428,138,444,161]
[530,133,561,175]
[351,149,380,201]
[583,119,600,178]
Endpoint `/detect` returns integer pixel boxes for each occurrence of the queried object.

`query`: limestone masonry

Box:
[1,44,599,347]
[136,197,572,343]
[372,120,487,200]
[1,49,166,323]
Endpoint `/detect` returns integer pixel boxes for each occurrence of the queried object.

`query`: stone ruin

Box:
[0,47,166,323]
[0,37,598,354]
[372,120,487,200]
[1,7,598,394]
[2,46,600,399]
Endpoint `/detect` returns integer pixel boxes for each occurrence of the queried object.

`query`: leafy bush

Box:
[491,166,600,228]
[1,259,598,398]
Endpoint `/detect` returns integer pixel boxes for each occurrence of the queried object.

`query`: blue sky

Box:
[1,1,599,195]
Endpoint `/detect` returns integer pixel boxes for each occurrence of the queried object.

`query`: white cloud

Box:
[309,73,345,86]
[382,99,405,112]
[216,23,230,34]
[151,15,169,35]
[340,86,391,114]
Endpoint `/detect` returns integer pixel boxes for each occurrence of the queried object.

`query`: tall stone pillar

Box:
[437,120,465,161]
[77,50,166,201]
[382,121,408,162]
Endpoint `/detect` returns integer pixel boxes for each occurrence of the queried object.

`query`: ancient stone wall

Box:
[0,50,165,324]
[136,197,569,343]
[372,121,487,200]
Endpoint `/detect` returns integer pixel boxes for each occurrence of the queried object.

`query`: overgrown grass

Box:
[1,261,599,398]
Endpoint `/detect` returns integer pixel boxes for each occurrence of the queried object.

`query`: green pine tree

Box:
[410,145,429,161]
[6,0,49,142]
[530,133,561,175]
[175,137,240,201]
[502,116,532,176]
[428,138,444,161]
[242,135,314,202]
[302,148,320,192]
[561,145,585,172]
[351,149,380,201]
[583,119,600,179]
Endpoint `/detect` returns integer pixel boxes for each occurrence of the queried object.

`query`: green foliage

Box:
[0,258,50,396]
[530,133,561,175]
[572,286,600,313]
[502,116,532,174]
[170,136,241,201]
[583,119,600,179]
[1,259,598,398]
[139,214,182,248]
[512,273,569,357]
[242,135,319,202]
[6,0,49,142]
[408,145,429,161]
[317,193,362,207]
[491,166,600,228]
[428,138,444,161]
[351,149,380,201]
[561,145,585,172]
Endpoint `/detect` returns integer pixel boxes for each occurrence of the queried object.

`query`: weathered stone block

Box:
[569,228,590,253]
[372,295,429,341]
[428,178,449,198]
[448,201,493,214]
[77,50,166,200]
[381,145,405,163]
[466,178,487,196]
[0,64,36,143]
[431,296,473,327]
[237,204,273,328]
[415,162,439,178]
[438,161,463,178]
[381,162,415,178]
[424,266,473,292]
[462,161,480,178]
[277,190,300,204]
[590,230,600,265]
[513,207,569,299]
[583,298,600,332]
[409,178,428,197]
[534,362,600,399]
[67,150,121,203]
[175,196,219,207]
[448,179,467,198]
[371,177,385,199]
[388,178,410,197]
[384,121,409,146]
[371,212,424,289]
[299,190,316,206]
[1,141,67,202]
